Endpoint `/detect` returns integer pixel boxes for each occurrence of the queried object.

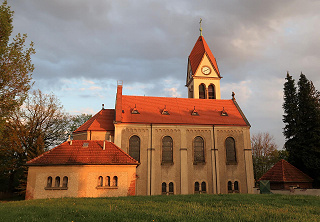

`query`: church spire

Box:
[199,18,203,36]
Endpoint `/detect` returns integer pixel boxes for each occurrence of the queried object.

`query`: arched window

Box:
[201,182,207,193]
[199,84,206,99]
[113,176,118,187]
[129,135,140,162]
[226,137,237,164]
[208,84,215,99]
[194,182,200,194]
[169,182,174,195]
[47,176,52,187]
[162,182,167,195]
[106,176,110,186]
[62,176,68,188]
[98,176,103,187]
[55,176,60,187]
[162,136,173,163]
[194,136,205,163]
[234,181,239,193]
[228,181,233,193]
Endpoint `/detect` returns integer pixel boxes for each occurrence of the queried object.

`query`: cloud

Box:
[164,88,181,98]
[8,0,320,149]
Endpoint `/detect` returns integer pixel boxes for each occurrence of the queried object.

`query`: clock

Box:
[201,66,211,75]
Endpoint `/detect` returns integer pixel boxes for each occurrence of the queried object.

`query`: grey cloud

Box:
[8,0,320,148]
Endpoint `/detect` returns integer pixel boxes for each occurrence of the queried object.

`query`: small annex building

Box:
[25,140,139,200]
[259,159,313,190]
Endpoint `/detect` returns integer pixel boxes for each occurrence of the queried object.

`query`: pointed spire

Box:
[199,18,203,36]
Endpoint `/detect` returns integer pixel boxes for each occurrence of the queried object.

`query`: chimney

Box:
[103,140,106,150]
[115,80,123,122]
[102,104,105,110]
[67,135,72,145]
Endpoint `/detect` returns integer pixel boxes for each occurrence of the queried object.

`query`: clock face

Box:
[201,66,211,75]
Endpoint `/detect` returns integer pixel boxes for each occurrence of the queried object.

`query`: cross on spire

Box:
[199,18,203,36]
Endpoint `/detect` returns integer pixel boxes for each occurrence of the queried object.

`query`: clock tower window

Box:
[208,84,215,99]
[199,84,206,99]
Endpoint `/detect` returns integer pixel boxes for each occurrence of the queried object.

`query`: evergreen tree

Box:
[283,72,320,187]
[283,72,298,164]
[296,73,320,185]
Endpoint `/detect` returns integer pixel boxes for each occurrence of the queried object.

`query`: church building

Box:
[26,28,254,199]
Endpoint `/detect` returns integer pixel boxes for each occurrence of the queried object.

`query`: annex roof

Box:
[26,140,139,166]
[259,159,313,183]
[189,36,220,77]
[117,95,248,126]
[74,109,115,133]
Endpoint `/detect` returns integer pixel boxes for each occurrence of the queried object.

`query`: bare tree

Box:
[251,132,279,182]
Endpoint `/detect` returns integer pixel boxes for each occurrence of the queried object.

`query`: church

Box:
[26,28,254,199]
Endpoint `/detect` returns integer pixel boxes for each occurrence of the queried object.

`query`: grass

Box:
[0,194,319,221]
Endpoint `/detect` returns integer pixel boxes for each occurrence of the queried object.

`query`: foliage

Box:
[0,90,69,193]
[251,132,279,181]
[0,194,319,221]
[283,72,320,187]
[67,113,92,137]
[0,0,35,134]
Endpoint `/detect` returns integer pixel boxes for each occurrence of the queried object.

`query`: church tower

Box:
[186,21,222,99]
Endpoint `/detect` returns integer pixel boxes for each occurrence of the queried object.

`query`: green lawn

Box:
[0,194,319,221]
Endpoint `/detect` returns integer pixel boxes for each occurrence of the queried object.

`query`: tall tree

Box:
[0,1,35,134]
[251,132,279,182]
[0,90,69,193]
[296,74,320,185]
[283,72,298,164]
[283,73,320,187]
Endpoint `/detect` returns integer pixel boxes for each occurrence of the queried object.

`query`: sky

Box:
[8,0,320,149]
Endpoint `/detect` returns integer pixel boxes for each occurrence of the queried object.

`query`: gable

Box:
[193,54,219,78]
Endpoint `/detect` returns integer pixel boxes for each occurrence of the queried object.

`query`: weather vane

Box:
[199,18,203,36]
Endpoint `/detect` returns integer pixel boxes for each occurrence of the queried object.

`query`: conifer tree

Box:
[296,73,320,185]
[283,72,298,164]
[283,73,320,187]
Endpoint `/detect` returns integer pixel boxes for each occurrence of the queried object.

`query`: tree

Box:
[0,90,69,193]
[283,72,298,156]
[67,113,92,137]
[251,132,279,182]
[283,73,320,187]
[296,74,320,185]
[0,1,35,134]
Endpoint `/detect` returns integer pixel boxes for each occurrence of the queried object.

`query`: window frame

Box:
[225,137,237,164]
[193,136,205,163]
[199,83,206,99]
[208,84,215,99]
[129,135,140,162]
[162,136,173,164]
[168,182,174,195]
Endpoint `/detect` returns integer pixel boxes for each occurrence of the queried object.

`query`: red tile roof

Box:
[189,36,220,77]
[259,159,313,182]
[117,95,248,126]
[74,109,115,133]
[26,140,139,166]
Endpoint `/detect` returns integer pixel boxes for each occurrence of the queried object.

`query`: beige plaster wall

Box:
[214,126,254,194]
[26,165,137,200]
[115,123,254,196]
